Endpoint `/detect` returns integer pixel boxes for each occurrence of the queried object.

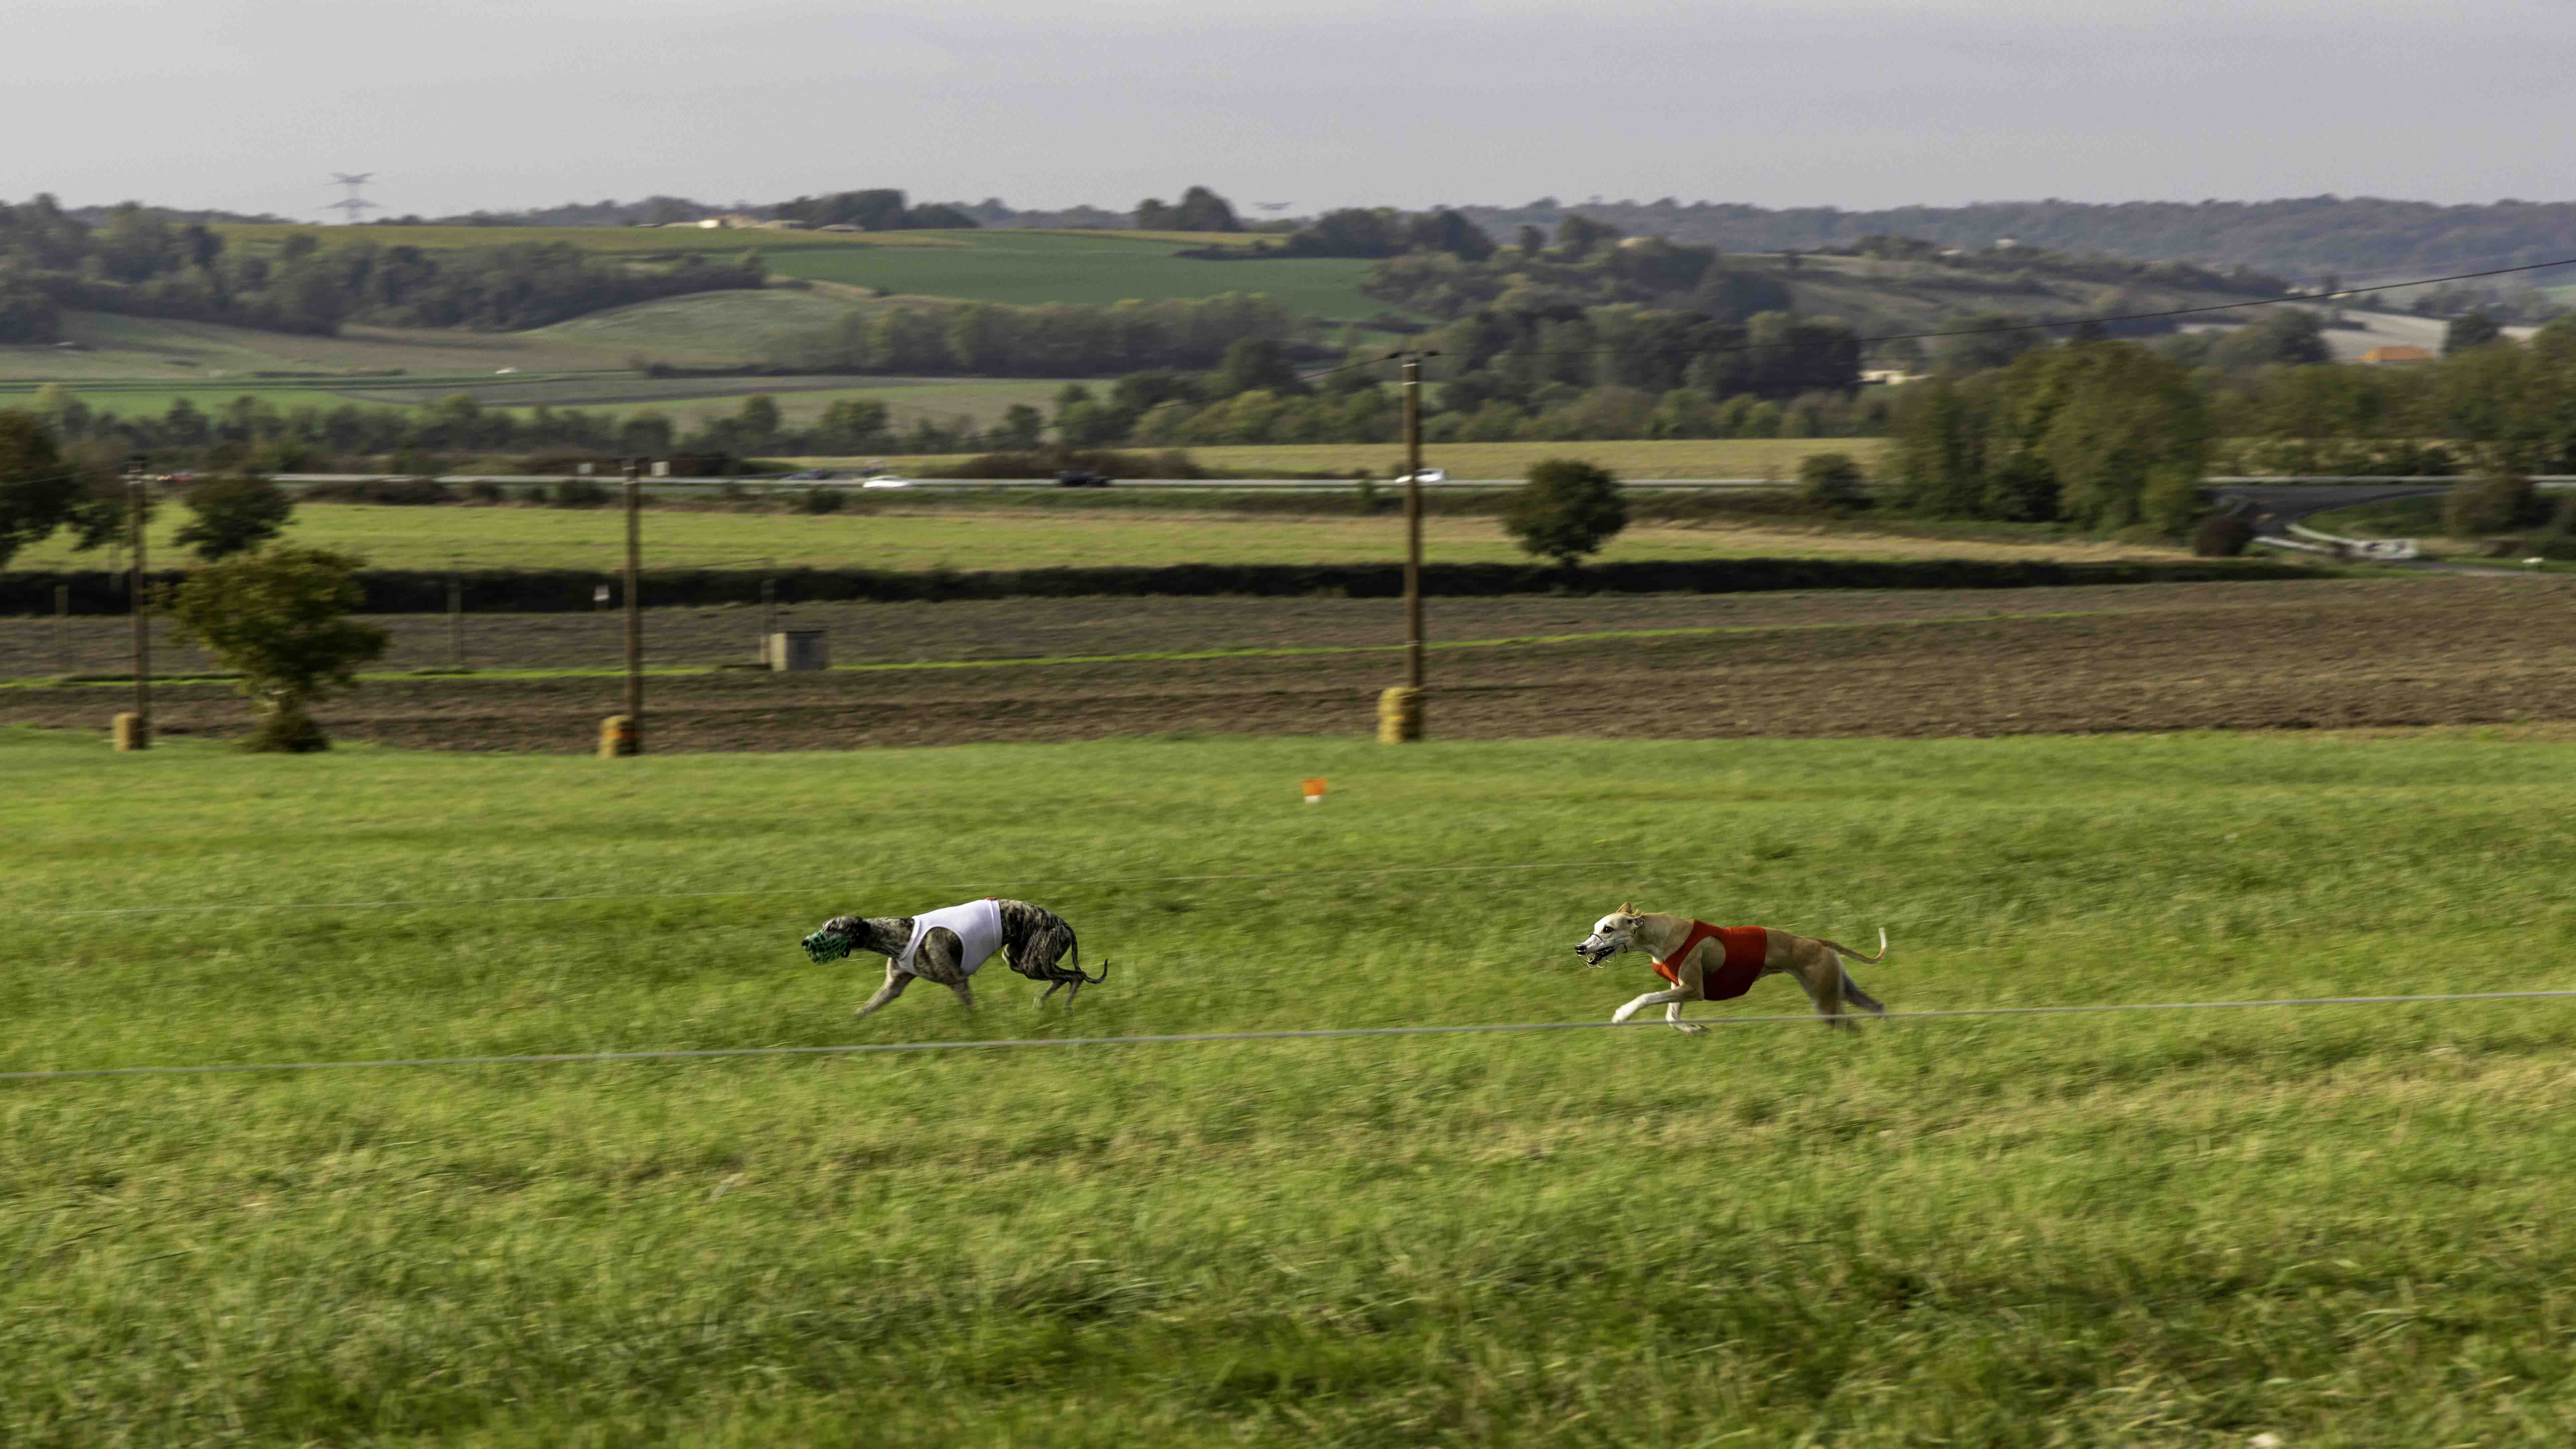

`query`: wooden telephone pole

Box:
[600,459,645,756]
[1378,350,1438,743]
[115,460,151,751]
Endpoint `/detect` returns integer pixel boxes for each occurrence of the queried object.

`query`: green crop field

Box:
[209,223,964,255]
[1,497,2183,574]
[519,288,878,363]
[0,312,651,384]
[7,726,2576,1444]
[1005,437,1898,481]
[757,229,1394,318]
[0,370,1074,435]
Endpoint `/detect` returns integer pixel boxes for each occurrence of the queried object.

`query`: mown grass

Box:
[758,229,1393,318]
[7,727,2576,1444]
[2,498,2186,574]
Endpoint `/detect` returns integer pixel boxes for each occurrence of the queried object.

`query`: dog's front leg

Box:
[1613,987,1689,1025]
[855,963,911,1018]
[1663,1000,1709,1036]
[906,951,976,1013]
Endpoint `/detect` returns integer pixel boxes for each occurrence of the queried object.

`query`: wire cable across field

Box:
[24,856,1667,919]
[6,989,2570,1084]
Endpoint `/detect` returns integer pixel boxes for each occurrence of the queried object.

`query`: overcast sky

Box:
[11,0,2575,220]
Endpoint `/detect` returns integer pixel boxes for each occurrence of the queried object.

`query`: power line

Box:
[6,988,2569,1084]
[1306,253,2576,381]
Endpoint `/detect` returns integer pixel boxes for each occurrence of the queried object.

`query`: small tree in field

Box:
[173,474,293,560]
[1502,458,1627,568]
[1795,451,1869,511]
[168,546,387,752]
[0,409,81,569]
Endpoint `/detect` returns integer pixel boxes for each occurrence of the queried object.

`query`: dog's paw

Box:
[1611,1004,1641,1025]
[1673,1022,1709,1036]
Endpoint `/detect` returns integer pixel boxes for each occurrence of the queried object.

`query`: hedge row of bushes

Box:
[13,557,2312,616]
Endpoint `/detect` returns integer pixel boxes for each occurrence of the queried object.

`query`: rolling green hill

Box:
[758,229,1392,318]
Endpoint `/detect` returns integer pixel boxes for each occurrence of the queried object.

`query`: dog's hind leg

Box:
[855,963,912,1018]
[1787,948,1857,1029]
[1840,968,1888,1017]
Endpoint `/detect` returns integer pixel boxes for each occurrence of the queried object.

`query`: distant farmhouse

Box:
[2359,344,2434,365]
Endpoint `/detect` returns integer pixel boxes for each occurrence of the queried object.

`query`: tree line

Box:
[770,189,980,231]
[0,196,767,341]
[1883,312,2576,536]
[1452,195,2576,286]
[768,293,1304,376]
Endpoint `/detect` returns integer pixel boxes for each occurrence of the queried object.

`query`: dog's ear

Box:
[1619,900,1635,917]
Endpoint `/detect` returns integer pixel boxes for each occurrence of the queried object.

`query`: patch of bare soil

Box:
[3,576,2561,751]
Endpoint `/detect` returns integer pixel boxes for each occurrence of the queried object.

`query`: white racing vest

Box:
[896,899,1006,978]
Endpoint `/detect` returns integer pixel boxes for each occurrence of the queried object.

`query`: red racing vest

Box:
[1652,922,1770,1001]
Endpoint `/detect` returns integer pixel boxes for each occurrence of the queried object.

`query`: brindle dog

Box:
[804,899,1104,1016]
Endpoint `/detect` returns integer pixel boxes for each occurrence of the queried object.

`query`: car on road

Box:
[1394,468,1447,484]
[1055,469,1113,487]
[860,475,913,490]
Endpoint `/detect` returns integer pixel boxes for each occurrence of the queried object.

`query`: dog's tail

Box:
[1067,937,1108,986]
[1812,927,1889,965]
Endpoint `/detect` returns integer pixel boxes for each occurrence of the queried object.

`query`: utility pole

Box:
[1377,350,1437,744]
[760,557,778,667]
[622,459,643,748]
[448,554,464,670]
[598,461,645,756]
[1402,354,1425,690]
[117,461,151,751]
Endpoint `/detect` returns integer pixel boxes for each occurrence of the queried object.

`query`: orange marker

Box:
[1302,778,1328,804]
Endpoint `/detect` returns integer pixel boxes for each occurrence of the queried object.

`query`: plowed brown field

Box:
[5,576,2564,750]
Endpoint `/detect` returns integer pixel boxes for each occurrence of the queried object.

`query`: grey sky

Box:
[12,0,2576,221]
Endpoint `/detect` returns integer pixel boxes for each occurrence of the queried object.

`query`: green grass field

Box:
[0,371,1075,437]
[791,438,1891,481]
[0,312,648,386]
[758,230,1393,318]
[1,497,2179,574]
[1126,438,1892,480]
[8,726,2576,1444]
[519,288,877,363]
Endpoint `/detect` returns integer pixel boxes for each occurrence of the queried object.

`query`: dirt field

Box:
[7,575,2566,751]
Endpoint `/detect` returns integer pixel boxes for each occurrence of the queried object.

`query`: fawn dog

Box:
[1575,904,1887,1034]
